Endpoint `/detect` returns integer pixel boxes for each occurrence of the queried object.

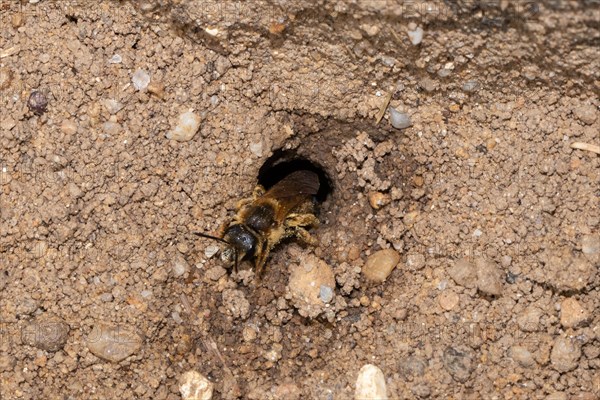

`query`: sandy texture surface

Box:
[1,1,598,399]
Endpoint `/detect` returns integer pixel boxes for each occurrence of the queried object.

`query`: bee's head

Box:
[222,224,258,267]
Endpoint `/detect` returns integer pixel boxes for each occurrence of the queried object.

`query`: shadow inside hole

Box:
[257,150,332,202]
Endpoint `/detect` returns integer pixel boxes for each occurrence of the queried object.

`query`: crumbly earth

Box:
[0,1,598,399]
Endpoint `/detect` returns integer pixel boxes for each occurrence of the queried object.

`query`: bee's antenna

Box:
[193,231,238,271]
[192,231,229,245]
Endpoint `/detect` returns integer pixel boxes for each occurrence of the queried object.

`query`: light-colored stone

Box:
[87,324,142,363]
[560,298,589,328]
[288,254,335,318]
[509,346,535,368]
[475,258,503,296]
[179,370,213,400]
[550,337,581,372]
[438,290,459,311]
[363,249,401,282]
[355,364,388,400]
[167,111,202,142]
[448,258,477,288]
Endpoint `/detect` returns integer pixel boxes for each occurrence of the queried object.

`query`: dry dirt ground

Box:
[0,0,599,399]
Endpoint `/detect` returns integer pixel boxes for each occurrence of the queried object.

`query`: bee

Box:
[196,170,321,276]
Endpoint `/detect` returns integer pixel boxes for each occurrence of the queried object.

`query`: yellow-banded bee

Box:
[196,170,320,276]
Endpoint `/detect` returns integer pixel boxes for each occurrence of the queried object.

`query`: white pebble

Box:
[355,364,388,400]
[132,69,151,91]
[109,54,122,64]
[179,370,213,400]
[250,141,263,157]
[102,98,124,114]
[389,107,412,129]
[407,26,424,45]
[204,245,220,258]
[166,111,202,142]
[319,285,334,303]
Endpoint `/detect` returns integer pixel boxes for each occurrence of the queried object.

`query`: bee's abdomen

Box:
[245,203,275,232]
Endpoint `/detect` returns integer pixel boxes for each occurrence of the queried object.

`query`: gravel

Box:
[550,337,582,372]
[442,346,475,383]
[86,324,143,363]
[179,370,213,400]
[166,111,202,142]
[132,69,150,91]
[354,364,387,400]
[22,315,69,352]
[559,298,589,328]
[388,107,412,129]
[362,249,401,282]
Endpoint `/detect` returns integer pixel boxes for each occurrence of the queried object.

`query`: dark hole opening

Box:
[257,150,332,202]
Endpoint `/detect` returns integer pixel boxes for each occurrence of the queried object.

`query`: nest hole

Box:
[257,150,332,203]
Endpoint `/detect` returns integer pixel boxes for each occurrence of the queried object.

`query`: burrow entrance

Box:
[257,150,332,203]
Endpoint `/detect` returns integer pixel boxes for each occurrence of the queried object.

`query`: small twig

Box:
[375,91,393,124]
[0,45,21,59]
[571,142,600,155]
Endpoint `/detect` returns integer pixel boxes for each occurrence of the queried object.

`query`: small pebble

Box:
[147,81,165,98]
[87,323,142,363]
[399,356,426,377]
[172,253,190,277]
[443,346,474,383]
[22,315,69,352]
[389,107,412,129]
[179,370,213,400]
[11,13,24,28]
[28,91,48,115]
[102,98,124,114]
[288,254,335,318]
[405,253,425,270]
[419,77,437,92]
[204,245,220,258]
[362,249,401,282]
[546,393,568,400]
[509,346,535,368]
[319,285,334,303]
[355,364,388,400]
[438,290,459,311]
[462,80,480,92]
[517,306,543,332]
[407,25,424,45]
[573,103,597,125]
[474,258,503,296]
[109,54,122,64]
[102,121,121,135]
[447,257,477,288]
[222,289,250,320]
[132,69,150,91]
[166,111,202,142]
[0,67,14,90]
[60,119,78,135]
[1,117,16,131]
[550,337,581,372]
[581,234,599,255]
[560,297,589,328]
[368,191,390,209]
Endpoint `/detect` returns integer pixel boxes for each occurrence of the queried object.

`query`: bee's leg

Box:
[291,226,318,246]
[254,240,271,278]
[235,185,266,211]
[235,197,254,211]
[285,213,320,229]
[252,185,266,199]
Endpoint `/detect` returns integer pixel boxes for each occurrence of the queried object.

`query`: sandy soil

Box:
[0,0,598,399]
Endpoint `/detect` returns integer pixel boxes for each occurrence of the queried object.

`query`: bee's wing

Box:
[262,170,320,222]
